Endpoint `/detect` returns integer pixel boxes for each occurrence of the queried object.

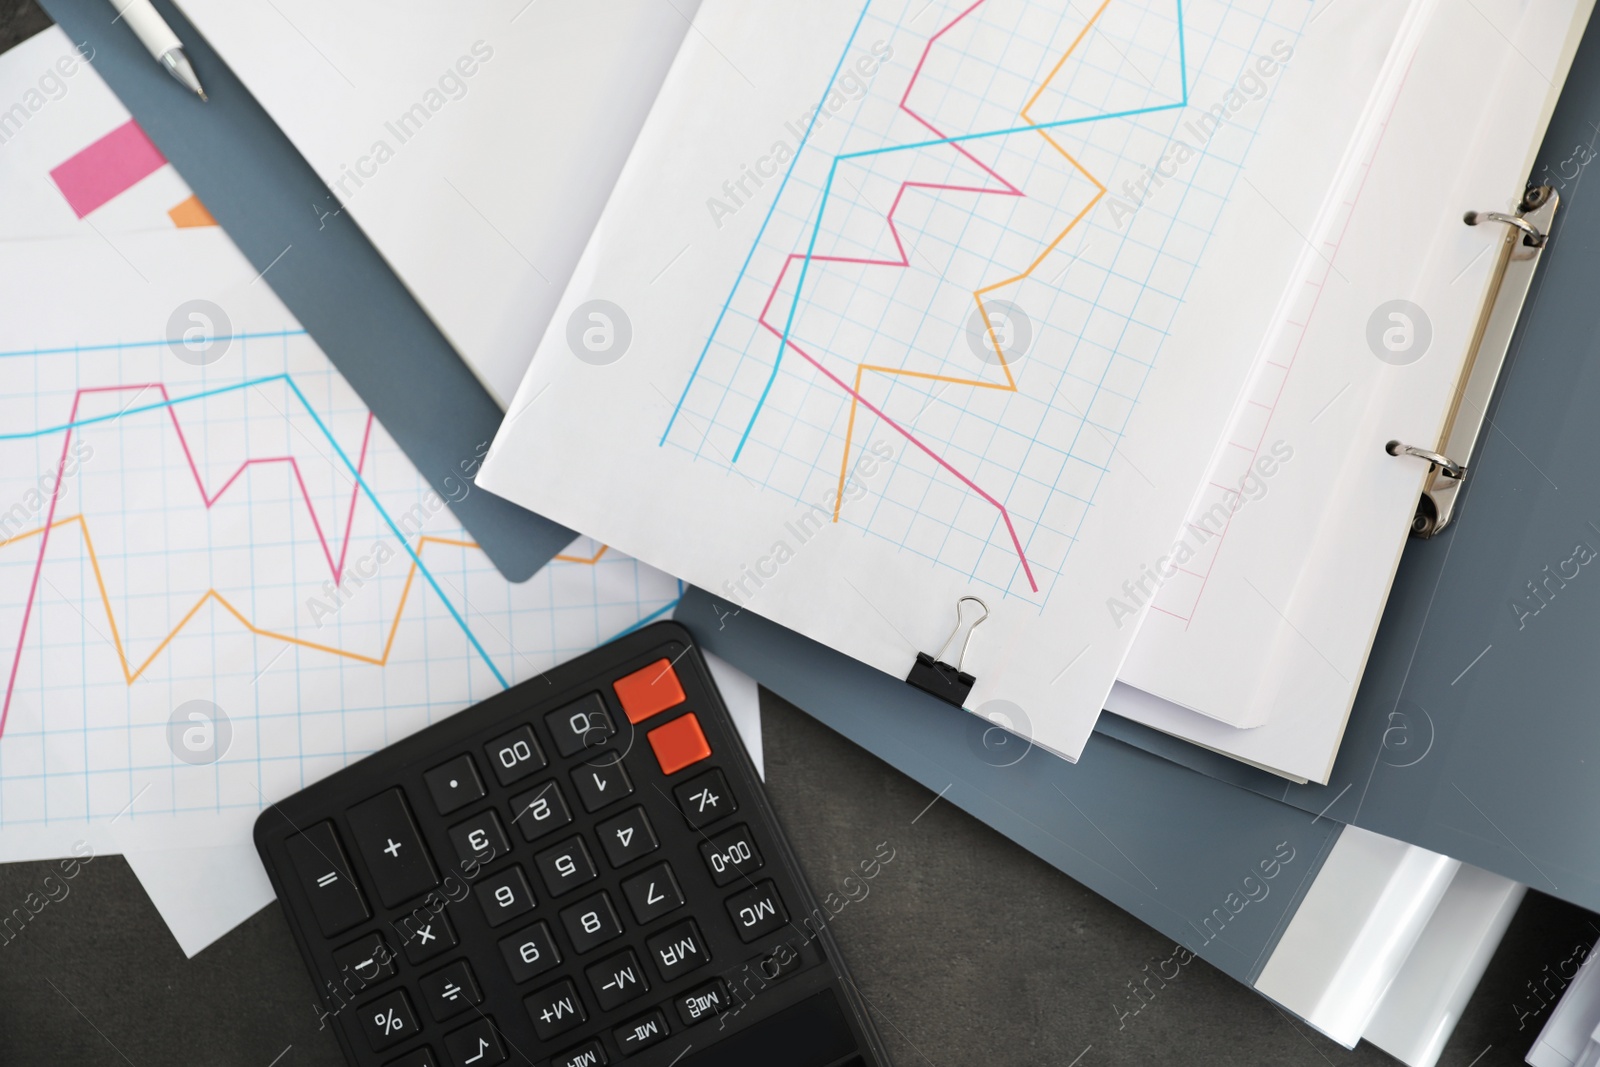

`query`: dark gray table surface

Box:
[0,3,1595,1064]
[0,691,1591,1067]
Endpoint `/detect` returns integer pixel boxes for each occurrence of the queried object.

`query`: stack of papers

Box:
[475,0,1589,782]
[0,25,757,954]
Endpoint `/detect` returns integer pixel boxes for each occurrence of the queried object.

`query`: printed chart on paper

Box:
[662,0,1312,607]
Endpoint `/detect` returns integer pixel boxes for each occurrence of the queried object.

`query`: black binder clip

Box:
[905,596,988,707]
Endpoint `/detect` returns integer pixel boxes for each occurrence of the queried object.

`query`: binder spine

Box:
[1395,185,1558,537]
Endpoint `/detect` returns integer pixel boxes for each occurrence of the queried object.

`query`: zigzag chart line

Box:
[668,0,1190,595]
[0,371,509,738]
[0,517,618,691]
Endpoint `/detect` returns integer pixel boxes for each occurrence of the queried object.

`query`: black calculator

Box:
[255,621,891,1067]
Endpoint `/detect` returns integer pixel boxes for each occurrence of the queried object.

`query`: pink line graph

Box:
[760,0,1043,591]
[1,385,374,738]
[759,316,1040,590]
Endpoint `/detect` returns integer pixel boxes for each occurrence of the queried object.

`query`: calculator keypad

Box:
[258,634,863,1067]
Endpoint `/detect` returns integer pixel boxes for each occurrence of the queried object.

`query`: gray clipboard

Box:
[40,0,573,581]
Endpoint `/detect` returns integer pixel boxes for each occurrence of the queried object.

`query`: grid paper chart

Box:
[0,329,680,832]
[663,0,1313,608]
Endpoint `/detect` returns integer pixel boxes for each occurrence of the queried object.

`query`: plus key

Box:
[347,788,438,907]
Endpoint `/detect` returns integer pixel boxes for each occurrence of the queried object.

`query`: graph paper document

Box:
[0,229,683,864]
[122,649,763,957]
[482,0,1416,759]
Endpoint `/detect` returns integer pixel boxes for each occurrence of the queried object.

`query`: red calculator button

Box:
[613,659,687,724]
[648,714,712,775]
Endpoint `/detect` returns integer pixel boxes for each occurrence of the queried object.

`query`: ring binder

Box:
[1401,185,1558,537]
[1387,441,1465,480]
[1463,208,1548,247]
[905,595,988,707]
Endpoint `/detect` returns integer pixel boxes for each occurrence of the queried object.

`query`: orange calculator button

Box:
[613,659,687,724]
[647,714,712,775]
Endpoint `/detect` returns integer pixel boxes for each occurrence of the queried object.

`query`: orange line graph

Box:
[0,517,608,685]
[554,544,609,564]
[831,0,1113,520]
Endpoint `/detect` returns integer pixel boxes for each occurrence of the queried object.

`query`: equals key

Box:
[285,821,370,937]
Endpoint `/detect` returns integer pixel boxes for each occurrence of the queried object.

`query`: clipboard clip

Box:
[1395,185,1558,537]
[905,596,988,707]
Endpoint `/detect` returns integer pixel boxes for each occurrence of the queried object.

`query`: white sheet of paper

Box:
[0,228,686,864]
[122,655,765,957]
[1110,0,1593,780]
[479,0,1417,761]
[171,0,700,407]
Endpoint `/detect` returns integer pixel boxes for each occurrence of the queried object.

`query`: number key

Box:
[508,780,572,842]
[484,725,545,786]
[473,864,535,928]
[534,836,597,898]
[544,694,615,758]
[571,759,631,813]
[559,891,623,954]
[596,805,658,868]
[499,921,561,984]
[621,861,685,925]
[447,810,509,867]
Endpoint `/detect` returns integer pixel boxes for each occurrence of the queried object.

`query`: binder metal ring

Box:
[1463,209,1546,248]
[1387,440,1465,480]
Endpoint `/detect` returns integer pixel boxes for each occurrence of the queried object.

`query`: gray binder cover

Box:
[674,588,1340,987]
[41,0,573,580]
[1102,16,1600,916]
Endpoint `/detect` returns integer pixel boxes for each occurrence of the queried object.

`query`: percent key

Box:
[361,990,419,1051]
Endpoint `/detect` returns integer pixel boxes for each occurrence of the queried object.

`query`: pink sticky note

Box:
[49,119,167,219]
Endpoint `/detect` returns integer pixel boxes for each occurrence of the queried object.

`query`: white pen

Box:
[108,0,207,101]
